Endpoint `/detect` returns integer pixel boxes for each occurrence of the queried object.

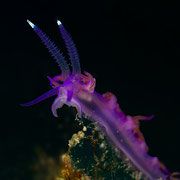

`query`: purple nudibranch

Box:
[21,19,179,180]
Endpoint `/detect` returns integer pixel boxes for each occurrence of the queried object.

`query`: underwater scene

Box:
[1,0,180,179]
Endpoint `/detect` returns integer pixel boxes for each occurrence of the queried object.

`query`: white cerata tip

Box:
[57,20,62,26]
[27,19,35,28]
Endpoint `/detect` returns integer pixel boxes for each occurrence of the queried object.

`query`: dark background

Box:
[0,0,180,179]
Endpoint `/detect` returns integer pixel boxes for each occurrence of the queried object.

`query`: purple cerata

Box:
[21,19,179,180]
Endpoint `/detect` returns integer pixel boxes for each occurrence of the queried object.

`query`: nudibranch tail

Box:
[27,20,70,79]
[20,87,59,106]
[57,20,81,74]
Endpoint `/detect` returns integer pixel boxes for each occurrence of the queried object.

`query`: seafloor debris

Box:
[56,117,143,180]
[56,153,91,180]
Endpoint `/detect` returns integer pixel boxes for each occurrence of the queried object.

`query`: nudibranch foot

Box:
[51,96,65,117]
[51,96,82,118]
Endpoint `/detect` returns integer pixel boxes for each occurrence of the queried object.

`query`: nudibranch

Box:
[21,20,178,180]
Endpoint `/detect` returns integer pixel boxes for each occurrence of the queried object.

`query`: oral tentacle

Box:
[52,75,64,82]
[47,76,60,87]
[20,87,59,107]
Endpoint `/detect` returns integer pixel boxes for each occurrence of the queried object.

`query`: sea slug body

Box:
[21,19,178,180]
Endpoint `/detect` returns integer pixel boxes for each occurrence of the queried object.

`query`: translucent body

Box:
[21,20,178,180]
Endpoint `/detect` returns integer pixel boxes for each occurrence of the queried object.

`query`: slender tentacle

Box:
[47,76,61,87]
[20,87,59,106]
[27,20,70,79]
[57,20,81,74]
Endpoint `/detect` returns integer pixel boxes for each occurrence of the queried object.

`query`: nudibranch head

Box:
[21,20,96,118]
[49,71,96,117]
